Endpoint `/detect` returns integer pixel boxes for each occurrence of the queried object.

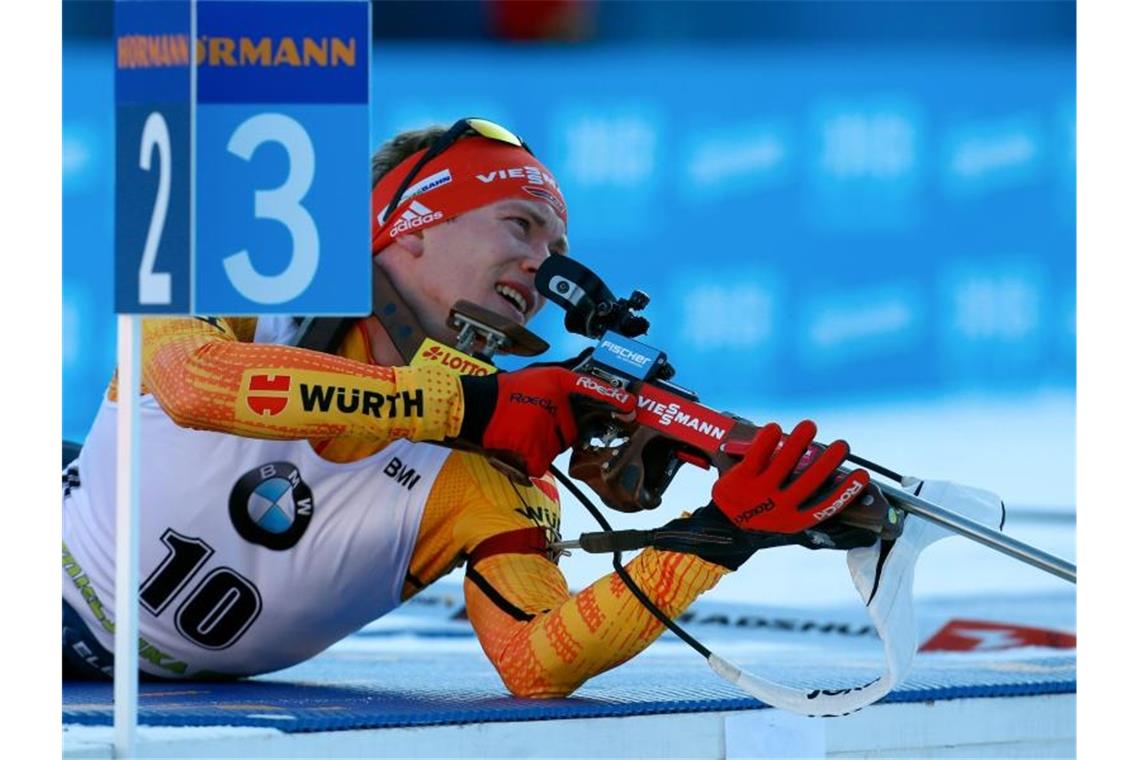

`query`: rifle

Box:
[428,257,1076,720]
[453,255,1075,584]
[443,258,1074,715]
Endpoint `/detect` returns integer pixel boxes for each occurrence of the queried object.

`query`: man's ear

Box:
[387,231,425,258]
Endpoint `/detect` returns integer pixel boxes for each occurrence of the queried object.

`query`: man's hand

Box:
[652,500,881,570]
[712,420,870,533]
[457,367,636,477]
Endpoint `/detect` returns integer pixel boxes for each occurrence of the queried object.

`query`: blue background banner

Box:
[194,102,370,314]
[114,103,193,313]
[113,1,193,314]
[197,0,369,104]
[113,0,191,104]
[66,36,1074,440]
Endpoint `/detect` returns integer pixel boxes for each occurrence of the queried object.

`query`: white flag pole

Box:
[113,314,141,758]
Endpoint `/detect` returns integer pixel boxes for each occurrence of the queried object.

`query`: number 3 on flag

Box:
[115,0,371,318]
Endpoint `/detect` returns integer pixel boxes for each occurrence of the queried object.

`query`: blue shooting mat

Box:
[62,589,1075,733]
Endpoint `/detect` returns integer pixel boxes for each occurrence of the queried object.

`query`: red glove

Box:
[712,420,870,533]
[457,367,636,477]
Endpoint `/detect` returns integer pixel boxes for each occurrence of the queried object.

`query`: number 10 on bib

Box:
[115,0,371,316]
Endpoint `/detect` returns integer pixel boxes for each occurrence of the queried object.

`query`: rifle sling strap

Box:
[292,262,427,364]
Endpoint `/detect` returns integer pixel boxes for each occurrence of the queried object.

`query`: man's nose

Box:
[520,243,551,273]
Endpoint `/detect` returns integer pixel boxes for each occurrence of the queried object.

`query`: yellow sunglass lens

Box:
[467,118,523,146]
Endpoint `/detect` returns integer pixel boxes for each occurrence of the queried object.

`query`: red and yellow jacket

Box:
[113,316,728,697]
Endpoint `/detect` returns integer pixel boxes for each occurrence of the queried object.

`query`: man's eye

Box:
[509,217,531,233]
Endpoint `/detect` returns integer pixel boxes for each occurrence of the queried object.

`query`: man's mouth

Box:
[494,283,531,317]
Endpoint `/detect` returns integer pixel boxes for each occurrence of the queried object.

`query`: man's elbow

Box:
[152,389,215,431]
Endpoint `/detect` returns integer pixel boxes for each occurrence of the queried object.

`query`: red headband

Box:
[371,137,568,254]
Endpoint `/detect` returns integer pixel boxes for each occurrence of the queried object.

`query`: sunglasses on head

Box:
[381,117,533,224]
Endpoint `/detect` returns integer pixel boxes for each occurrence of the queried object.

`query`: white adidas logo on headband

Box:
[387,200,444,238]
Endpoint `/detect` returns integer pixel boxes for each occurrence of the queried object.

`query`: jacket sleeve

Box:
[114,316,466,445]
[442,453,728,698]
[464,547,727,698]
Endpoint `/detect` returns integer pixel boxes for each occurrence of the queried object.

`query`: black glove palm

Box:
[653,501,882,571]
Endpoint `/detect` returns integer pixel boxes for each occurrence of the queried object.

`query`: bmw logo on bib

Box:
[229,462,314,550]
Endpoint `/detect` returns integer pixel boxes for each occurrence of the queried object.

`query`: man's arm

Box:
[429,452,727,698]
[464,546,727,698]
[120,316,465,444]
[449,420,873,698]
[123,317,634,471]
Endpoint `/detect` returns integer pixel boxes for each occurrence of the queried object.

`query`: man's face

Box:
[389,197,569,340]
